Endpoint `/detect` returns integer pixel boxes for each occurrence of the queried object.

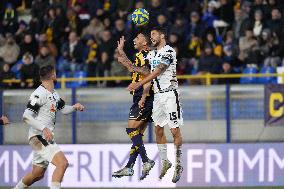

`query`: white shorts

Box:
[152,89,183,128]
[29,136,60,168]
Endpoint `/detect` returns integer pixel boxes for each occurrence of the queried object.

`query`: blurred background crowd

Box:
[0,0,284,88]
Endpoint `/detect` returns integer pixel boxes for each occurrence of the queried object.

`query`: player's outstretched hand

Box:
[117,36,125,54]
[1,116,10,125]
[73,103,85,111]
[43,127,53,142]
[127,82,141,91]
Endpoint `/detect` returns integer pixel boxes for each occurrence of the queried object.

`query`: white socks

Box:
[14,179,27,189]
[175,145,182,165]
[50,182,61,189]
[157,144,168,161]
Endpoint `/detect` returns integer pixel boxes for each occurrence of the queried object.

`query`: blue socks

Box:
[126,128,148,166]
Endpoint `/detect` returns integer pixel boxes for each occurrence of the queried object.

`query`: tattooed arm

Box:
[117,55,151,76]
[117,36,150,76]
[127,63,169,91]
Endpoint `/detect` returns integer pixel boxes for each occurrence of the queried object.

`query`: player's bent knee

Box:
[170,128,180,137]
[56,159,69,171]
[32,172,45,181]
[155,126,164,136]
[61,160,69,170]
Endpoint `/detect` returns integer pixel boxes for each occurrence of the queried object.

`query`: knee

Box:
[58,160,69,170]
[32,172,45,181]
[171,128,179,138]
[155,127,164,137]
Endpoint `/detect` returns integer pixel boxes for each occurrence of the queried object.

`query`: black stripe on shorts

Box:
[36,135,49,146]
[174,90,181,119]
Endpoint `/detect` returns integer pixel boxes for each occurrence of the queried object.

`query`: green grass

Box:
[2,187,284,189]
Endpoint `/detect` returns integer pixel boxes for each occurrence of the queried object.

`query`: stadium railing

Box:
[2,73,284,88]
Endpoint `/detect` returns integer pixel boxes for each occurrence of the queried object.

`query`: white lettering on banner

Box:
[0,151,9,182]
[187,149,203,182]
[78,151,96,181]
[268,149,284,182]
[2,144,284,187]
[228,149,234,182]
[13,151,33,182]
[205,149,226,183]
[49,144,176,188]
[238,149,264,182]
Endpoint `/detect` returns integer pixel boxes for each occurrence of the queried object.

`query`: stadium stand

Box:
[1,0,284,88]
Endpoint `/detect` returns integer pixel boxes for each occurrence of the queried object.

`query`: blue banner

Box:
[1,143,284,187]
[265,84,284,126]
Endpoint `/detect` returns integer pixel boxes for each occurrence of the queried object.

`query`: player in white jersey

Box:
[13,65,84,189]
[127,26,183,183]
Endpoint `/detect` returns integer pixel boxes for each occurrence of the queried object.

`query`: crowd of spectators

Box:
[1,0,284,88]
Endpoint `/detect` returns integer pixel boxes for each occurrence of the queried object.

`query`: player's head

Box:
[133,30,151,51]
[39,65,56,82]
[150,26,167,47]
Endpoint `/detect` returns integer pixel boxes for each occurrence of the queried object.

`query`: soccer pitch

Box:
[2,187,284,189]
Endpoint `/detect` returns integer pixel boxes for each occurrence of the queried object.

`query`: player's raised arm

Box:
[117,36,151,76]
[127,60,170,91]
[58,98,84,115]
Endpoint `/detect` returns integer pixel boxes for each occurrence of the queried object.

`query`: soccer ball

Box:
[131,8,149,26]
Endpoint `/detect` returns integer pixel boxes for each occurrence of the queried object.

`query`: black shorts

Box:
[129,96,153,122]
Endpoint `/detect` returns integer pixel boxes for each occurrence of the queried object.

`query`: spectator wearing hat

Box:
[20,53,40,88]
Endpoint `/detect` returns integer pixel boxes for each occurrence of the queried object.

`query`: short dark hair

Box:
[139,29,151,46]
[151,26,168,37]
[40,65,55,80]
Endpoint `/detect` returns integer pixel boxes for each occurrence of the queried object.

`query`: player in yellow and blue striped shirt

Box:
[112,31,157,180]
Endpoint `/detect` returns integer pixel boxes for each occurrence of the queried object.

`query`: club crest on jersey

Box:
[50,104,56,112]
